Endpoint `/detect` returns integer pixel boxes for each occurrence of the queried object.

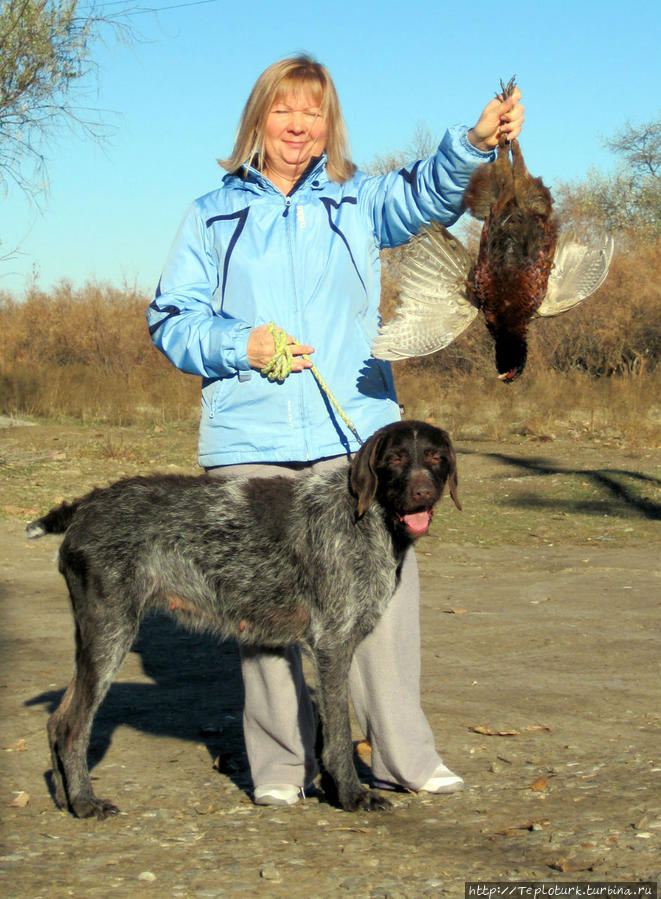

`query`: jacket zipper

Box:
[284,195,311,461]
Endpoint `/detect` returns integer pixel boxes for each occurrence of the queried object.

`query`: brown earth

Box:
[1,421,660,897]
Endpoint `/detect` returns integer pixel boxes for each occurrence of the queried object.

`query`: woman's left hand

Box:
[467,85,524,152]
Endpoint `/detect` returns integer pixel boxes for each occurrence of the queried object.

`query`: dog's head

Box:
[350,420,461,539]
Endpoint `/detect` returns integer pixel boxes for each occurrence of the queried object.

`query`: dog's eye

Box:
[387,453,407,466]
[424,451,441,465]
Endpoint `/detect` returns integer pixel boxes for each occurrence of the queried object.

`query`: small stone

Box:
[8,791,30,808]
[341,877,368,891]
[370,880,407,898]
[138,871,157,882]
[260,863,281,881]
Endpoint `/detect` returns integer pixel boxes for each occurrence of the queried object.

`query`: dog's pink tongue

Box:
[402,511,431,536]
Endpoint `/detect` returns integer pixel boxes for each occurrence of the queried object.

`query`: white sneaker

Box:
[253,784,305,806]
[419,764,464,794]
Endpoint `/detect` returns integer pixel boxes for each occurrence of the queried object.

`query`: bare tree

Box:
[0,0,131,199]
[555,113,661,241]
[605,115,660,179]
[366,123,439,176]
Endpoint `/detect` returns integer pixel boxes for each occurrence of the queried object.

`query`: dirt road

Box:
[1,423,659,897]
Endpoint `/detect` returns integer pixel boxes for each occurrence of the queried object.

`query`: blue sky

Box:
[2,0,659,298]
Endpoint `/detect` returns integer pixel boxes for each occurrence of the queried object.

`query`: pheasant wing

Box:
[538,232,614,317]
[372,221,477,360]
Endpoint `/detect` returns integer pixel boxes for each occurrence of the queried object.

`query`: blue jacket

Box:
[148,125,493,467]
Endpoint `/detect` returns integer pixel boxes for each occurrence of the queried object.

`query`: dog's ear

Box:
[350,431,384,518]
[446,441,462,511]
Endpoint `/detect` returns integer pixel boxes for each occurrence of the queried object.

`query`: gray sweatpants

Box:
[208,456,443,791]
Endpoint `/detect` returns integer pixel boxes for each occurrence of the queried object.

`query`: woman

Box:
[148,56,523,806]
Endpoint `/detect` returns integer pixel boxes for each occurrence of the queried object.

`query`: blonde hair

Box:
[219,56,356,184]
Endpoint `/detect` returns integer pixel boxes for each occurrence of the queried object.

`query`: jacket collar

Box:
[224,154,329,195]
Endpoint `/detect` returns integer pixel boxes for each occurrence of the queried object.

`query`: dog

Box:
[26,420,461,818]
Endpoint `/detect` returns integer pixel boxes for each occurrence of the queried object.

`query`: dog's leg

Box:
[49,588,139,819]
[48,673,78,811]
[313,644,391,812]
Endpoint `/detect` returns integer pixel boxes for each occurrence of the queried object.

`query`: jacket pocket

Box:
[202,378,231,419]
[201,379,218,419]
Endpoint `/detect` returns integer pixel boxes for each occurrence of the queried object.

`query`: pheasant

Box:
[372,79,614,381]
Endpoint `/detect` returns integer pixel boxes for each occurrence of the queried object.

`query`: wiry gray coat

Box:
[27,420,460,818]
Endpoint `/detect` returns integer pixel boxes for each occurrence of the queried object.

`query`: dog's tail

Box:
[26,499,82,539]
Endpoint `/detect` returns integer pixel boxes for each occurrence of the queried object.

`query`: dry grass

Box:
[1,238,660,448]
[0,281,199,426]
[394,366,660,447]
[1,360,200,426]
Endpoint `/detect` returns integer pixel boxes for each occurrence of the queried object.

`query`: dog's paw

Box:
[342,788,392,812]
[73,797,121,820]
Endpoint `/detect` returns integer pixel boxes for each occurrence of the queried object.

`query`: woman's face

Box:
[263,88,328,178]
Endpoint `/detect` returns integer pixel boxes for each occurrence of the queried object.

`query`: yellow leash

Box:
[260,322,364,445]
